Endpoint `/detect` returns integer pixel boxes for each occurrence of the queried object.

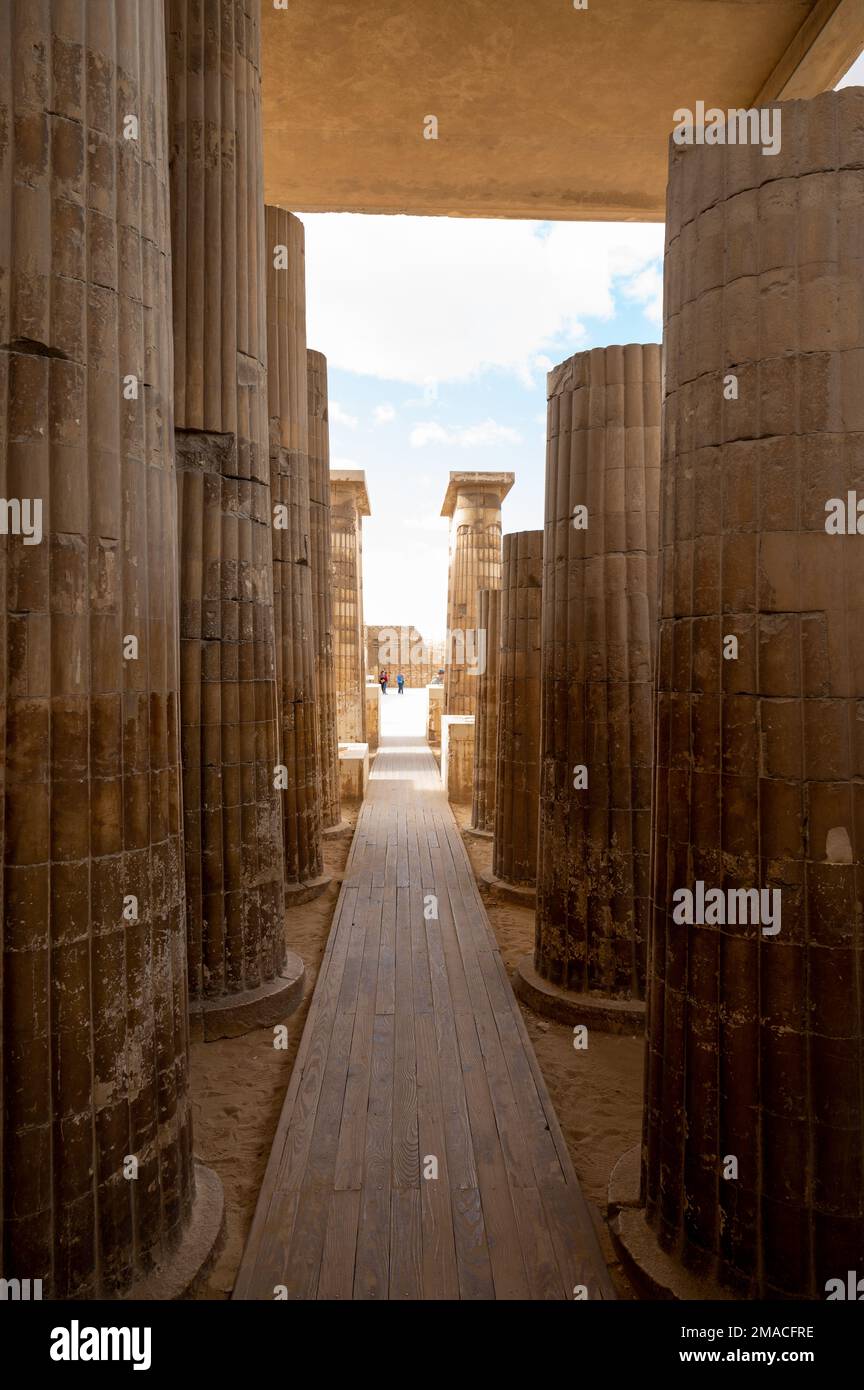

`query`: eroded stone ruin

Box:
[2,0,863,1309]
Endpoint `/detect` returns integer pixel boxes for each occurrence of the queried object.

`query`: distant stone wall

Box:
[365,624,445,688]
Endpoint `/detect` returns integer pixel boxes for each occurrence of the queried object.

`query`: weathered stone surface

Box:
[259,0,861,220]
[307,349,341,829]
[427,684,444,744]
[441,716,475,804]
[266,207,324,890]
[0,0,208,1296]
[493,532,542,887]
[365,622,445,689]
[339,742,370,804]
[175,432,285,1021]
[441,471,513,716]
[331,471,371,743]
[644,88,864,1298]
[365,684,380,750]
[167,0,287,1027]
[535,344,661,998]
[471,589,501,834]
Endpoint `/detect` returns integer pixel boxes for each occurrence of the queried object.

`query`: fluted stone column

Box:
[484,533,542,901]
[307,349,342,830]
[632,90,864,1299]
[167,0,295,1037]
[265,207,328,899]
[441,471,513,716]
[0,0,221,1296]
[331,471,371,744]
[526,345,660,1026]
[470,589,501,835]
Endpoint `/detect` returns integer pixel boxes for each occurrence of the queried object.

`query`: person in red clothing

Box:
[379,669,388,693]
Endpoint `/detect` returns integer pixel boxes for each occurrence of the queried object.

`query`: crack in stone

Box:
[0,338,71,360]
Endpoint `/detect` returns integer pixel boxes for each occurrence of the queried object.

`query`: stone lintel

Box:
[331,468,372,515]
[440,470,514,518]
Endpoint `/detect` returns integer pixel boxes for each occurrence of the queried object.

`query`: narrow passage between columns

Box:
[234,721,613,1300]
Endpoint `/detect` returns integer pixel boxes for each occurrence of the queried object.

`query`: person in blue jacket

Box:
[397,672,405,695]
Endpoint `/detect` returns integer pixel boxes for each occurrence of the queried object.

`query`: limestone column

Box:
[265,207,328,898]
[331,471,371,744]
[0,0,221,1296]
[470,589,501,835]
[637,90,864,1298]
[441,471,513,715]
[530,345,660,1012]
[167,0,293,1037]
[307,349,342,830]
[486,532,542,898]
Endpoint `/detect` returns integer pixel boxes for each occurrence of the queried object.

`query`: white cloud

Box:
[330,402,358,428]
[618,264,663,324]
[374,403,396,424]
[331,455,360,468]
[303,214,665,385]
[410,418,523,448]
[403,512,449,532]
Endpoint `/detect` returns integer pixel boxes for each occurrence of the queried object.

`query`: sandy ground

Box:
[190,728,643,1298]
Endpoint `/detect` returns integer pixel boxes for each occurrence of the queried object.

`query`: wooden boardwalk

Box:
[234,726,614,1300]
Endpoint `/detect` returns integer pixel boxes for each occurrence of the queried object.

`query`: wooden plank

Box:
[375,882,397,1015]
[408,811,434,1017]
[233,884,359,1296]
[434,806,595,1299]
[389,1189,422,1299]
[279,1009,356,1298]
[240,1190,300,1300]
[333,890,384,1190]
[396,806,410,887]
[392,883,419,1187]
[317,1190,362,1300]
[353,1012,394,1298]
[236,736,614,1302]
[415,803,435,888]
[422,885,478,1191]
[436,797,615,1299]
[510,1185,567,1300]
[415,1012,459,1298]
[451,1187,495,1300]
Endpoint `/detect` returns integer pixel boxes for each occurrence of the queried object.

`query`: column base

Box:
[189,952,305,1042]
[123,1162,225,1300]
[284,873,332,905]
[478,869,536,907]
[321,819,352,838]
[513,954,645,1035]
[464,825,493,840]
[607,1146,734,1302]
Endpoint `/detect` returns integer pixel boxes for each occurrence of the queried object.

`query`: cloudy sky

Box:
[303,53,864,641]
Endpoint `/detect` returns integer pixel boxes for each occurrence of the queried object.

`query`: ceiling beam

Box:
[753,0,864,102]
